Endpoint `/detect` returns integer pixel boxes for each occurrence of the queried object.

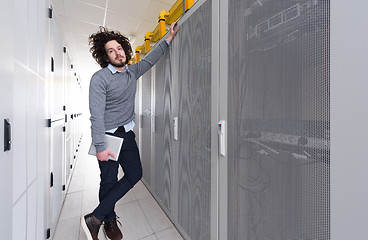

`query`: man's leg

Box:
[92,130,142,222]
[96,159,120,221]
[94,129,142,240]
[81,144,120,240]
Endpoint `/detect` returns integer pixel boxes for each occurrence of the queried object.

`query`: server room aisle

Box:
[53,124,183,240]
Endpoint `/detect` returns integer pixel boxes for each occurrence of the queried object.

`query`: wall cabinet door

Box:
[0,1,14,238]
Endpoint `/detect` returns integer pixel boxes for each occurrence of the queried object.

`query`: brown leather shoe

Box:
[103,217,123,240]
[81,213,102,240]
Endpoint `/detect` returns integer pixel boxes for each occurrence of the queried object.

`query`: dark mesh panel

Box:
[176,1,212,239]
[153,50,173,211]
[228,0,330,239]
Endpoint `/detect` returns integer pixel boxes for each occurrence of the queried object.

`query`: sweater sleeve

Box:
[89,73,107,153]
[130,40,169,79]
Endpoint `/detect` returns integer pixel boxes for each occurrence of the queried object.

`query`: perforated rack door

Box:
[227,0,330,239]
[175,1,212,239]
[152,50,173,212]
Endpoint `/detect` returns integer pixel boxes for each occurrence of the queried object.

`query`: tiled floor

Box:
[53,130,183,240]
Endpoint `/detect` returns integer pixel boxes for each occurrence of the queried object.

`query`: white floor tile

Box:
[155,227,183,240]
[67,174,85,193]
[81,188,100,216]
[116,188,136,206]
[83,162,101,190]
[79,224,107,240]
[115,201,154,240]
[139,234,158,240]
[53,216,80,240]
[118,167,125,179]
[71,161,86,179]
[59,191,83,221]
[139,197,173,232]
[132,181,153,200]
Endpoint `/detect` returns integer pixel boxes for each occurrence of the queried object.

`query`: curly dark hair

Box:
[88,26,133,68]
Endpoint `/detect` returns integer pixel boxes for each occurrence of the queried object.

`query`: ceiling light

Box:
[128,36,136,45]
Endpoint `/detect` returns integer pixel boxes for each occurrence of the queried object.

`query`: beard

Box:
[110,60,125,68]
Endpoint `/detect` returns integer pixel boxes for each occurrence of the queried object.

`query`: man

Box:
[82,21,179,240]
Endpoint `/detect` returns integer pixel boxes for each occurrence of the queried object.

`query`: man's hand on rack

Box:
[167,21,179,43]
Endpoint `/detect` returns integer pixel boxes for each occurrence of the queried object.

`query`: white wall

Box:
[0,0,14,239]
[0,0,84,239]
[12,1,49,239]
[331,0,368,239]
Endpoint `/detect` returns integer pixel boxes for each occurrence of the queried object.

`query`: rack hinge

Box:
[50,172,53,188]
[48,8,52,19]
[46,228,51,239]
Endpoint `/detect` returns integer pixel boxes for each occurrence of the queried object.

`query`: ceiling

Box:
[51,0,178,85]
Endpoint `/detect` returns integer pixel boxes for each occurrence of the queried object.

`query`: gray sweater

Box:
[89,40,169,152]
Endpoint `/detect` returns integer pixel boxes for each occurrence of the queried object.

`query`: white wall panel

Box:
[12,195,27,240]
[331,0,368,238]
[14,0,28,66]
[38,0,48,80]
[0,0,14,238]
[36,1,48,239]
[27,182,38,239]
[64,54,73,183]
[28,0,39,72]
[12,65,28,202]
[51,53,65,115]
[27,73,38,183]
[0,0,83,238]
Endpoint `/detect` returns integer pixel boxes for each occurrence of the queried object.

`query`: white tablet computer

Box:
[88,134,124,161]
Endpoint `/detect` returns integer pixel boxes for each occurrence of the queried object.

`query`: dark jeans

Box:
[92,127,142,222]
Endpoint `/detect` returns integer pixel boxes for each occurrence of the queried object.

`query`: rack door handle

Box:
[4,119,11,151]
